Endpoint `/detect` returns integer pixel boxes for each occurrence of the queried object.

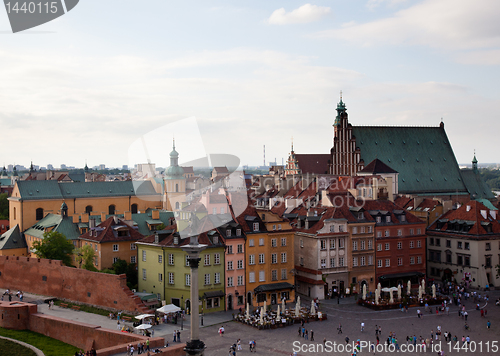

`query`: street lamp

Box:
[181,295,184,330]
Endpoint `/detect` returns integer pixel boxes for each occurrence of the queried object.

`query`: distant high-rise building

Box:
[60,164,67,170]
[122,165,128,170]
[7,165,13,172]
[47,164,54,170]
[99,164,106,170]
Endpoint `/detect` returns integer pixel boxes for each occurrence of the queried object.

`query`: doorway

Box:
[247,292,252,306]
[227,294,233,310]
[271,293,277,305]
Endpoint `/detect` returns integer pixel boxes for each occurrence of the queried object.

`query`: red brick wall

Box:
[0,256,146,313]
[0,301,37,329]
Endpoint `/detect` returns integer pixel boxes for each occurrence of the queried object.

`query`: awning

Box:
[378,272,424,280]
[254,282,294,294]
[157,304,181,314]
[203,290,225,298]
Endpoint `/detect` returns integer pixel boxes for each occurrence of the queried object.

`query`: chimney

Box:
[124,211,132,220]
[101,212,106,222]
[82,214,89,223]
[89,218,96,229]
[154,231,159,244]
[152,209,160,220]
[305,219,309,229]
[113,216,119,224]
[297,217,301,228]
[72,215,79,223]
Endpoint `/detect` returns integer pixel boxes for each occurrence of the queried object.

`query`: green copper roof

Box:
[24,213,81,240]
[0,225,27,250]
[460,169,496,200]
[15,180,158,200]
[352,125,467,194]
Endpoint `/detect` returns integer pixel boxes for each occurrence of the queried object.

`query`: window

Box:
[259,238,264,246]
[321,240,327,250]
[236,229,241,236]
[338,257,344,267]
[353,257,358,267]
[271,238,277,247]
[398,257,403,266]
[220,207,224,214]
[142,269,147,280]
[430,237,434,246]
[212,208,217,215]
[249,239,254,247]
[113,257,119,264]
[360,226,365,233]
[330,225,335,232]
[486,243,491,251]
[352,227,358,234]
[368,255,373,265]
[259,253,265,264]
[385,230,390,237]
[435,238,440,246]
[281,269,287,280]
[397,229,402,236]
[249,271,255,284]
[397,242,402,249]
[360,240,365,250]
[131,204,138,214]
[377,244,382,251]
[142,250,146,262]
[158,273,163,282]
[330,239,335,249]
[169,273,174,284]
[446,253,452,263]
[400,215,406,222]
[417,256,422,264]
[385,259,390,267]
[281,237,287,246]
[330,258,335,267]
[377,259,382,268]
[410,228,414,235]
[271,253,277,264]
[237,260,243,269]
[108,205,116,215]
[131,256,136,264]
[113,244,119,252]
[377,231,382,238]
[227,277,234,287]
[85,205,93,215]
[204,274,210,285]
[227,245,233,254]
[227,261,233,270]
[339,238,344,248]
[186,255,190,266]
[464,255,470,266]
[410,241,414,249]
[339,225,344,232]
[352,241,358,251]
[237,275,244,286]
[36,208,43,221]
[278,224,282,230]
[457,241,462,249]
[465,242,470,250]
[272,225,276,231]
[272,270,278,281]
[253,223,259,231]
[376,216,382,223]
[259,270,265,282]
[185,274,191,286]
[300,239,304,248]
[320,259,326,268]
[446,240,451,248]
[386,216,391,223]
[130,243,136,250]
[300,257,304,266]
[417,240,421,248]
[215,272,220,284]
[385,243,390,250]
[457,255,463,265]
[237,244,243,253]
[204,254,211,266]
[214,253,220,264]
[368,240,372,249]
[281,252,286,264]
[367,226,372,233]
[249,255,255,265]
[360,256,366,266]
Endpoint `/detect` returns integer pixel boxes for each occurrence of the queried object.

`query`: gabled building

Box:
[427,200,500,289]
[0,225,27,256]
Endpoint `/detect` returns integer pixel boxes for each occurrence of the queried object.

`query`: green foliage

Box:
[156,223,166,230]
[112,259,138,290]
[0,192,9,219]
[0,327,79,356]
[479,168,500,191]
[101,268,116,274]
[75,244,97,270]
[0,339,37,356]
[32,231,74,266]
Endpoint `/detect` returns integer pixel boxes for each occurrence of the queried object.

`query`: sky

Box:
[1,0,499,169]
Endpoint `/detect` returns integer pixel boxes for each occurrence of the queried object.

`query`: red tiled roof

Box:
[294,154,330,174]
[394,196,413,209]
[81,217,145,243]
[417,198,441,210]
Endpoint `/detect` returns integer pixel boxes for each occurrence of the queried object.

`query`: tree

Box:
[75,244,97,271]
[112,258,138,290]
[0,193,8,219]
[32,231,74,266]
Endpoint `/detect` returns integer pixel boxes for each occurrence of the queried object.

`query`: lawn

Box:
[0,339,37,356]
[0,327,80,356]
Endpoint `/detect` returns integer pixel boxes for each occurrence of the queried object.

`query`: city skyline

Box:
[1,1,499,167]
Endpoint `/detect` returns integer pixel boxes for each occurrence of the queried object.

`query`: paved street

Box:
[2,288,499,355]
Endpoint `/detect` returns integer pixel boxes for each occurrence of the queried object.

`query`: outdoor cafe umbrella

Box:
[134,324,152,330]
[418,285,423,300]
[310,299,315,315]
[157,304,181,314]
[246,303,250,320]
[260,307,264,325]
[389,289,394,304]
[277,305,280,318]
[295,297,301,316]
[432,284,436,298]
[281,297,285,313]
[407,280,411,296]
[135,314,155,320]
[397,285,402,300]
[362,284,367,300]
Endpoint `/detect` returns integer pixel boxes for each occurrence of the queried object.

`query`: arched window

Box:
[175,202,180,210]
[108,205,116,215]
[85,205,93,215]
[13,207,16,220]
[131,204,138,214]
[175,184,179,193]
[36,208,44,221]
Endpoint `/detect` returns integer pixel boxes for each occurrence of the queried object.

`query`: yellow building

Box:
[9,180,161,232]
[241,207,295,307]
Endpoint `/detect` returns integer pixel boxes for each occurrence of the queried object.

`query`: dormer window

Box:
[226,229,231,237]
[400,215,406,222]
[385,216,391,223]
[253,222,259,232]
[236,229,241,236]
[376,216,381,223]
[357,212,363,220]
[213,235,219,244]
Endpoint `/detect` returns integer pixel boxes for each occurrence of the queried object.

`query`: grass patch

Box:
[0,339,37,356]
[53,300,135,319]
[0,327,79,356]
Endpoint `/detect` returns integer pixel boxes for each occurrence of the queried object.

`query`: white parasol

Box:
[389,290,394,304]
[375,289,379,305]
[397,285,402,300]
[246,303,250,320]
[432,284,436,298]
[260,306,264,325]
[277,305,281,318]
[407,280,411,296]
[281,297,285,313]
[310,299,315,315]
[418,285,423,300]
[362,284,367,300]
[135,314,155,320]
[134,324,152,330]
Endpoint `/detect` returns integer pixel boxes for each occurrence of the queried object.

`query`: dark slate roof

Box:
[358,158,398,174]
[0,225,27,250]
[352,125,467,194]
[16,180,158,200]
[24,214,81,240]
[460,169,496,200]
[80,217,145,243]
[295,154,330,174]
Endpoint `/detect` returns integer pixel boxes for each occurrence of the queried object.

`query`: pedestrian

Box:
[249,340,253,352]
[481,309,484,317]
[323,338,326,346]
[173,330,177,342]
[487,320,491,330]
[375,325,378,335]
[252,340,256,352]
[345,336,349,344]
[378,325,381,335]
[298,327,301,337]
[304,329,308,340]
[310,330,314,341]
[376,335,379,345]
[177,330,181,342]
[464,311,468,321]
[338,323,343,334]
[237,339,242,350]
[361,322,365,332]
[145,339,149,351]
[417,309,421,318]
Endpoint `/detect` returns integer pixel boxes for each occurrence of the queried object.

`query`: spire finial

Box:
[291,136,294,152]
[173,136,175,150]
[340,90,342,101]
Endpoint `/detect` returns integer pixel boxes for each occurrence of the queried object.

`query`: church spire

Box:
[334,91,346,127]
[472,150,478,173]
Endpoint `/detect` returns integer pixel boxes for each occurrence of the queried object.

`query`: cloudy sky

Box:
[1,0,499,169]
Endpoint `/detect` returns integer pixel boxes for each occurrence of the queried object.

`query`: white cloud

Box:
[313,0,500,51]
[268,4,331,25]
[366,0,408,10]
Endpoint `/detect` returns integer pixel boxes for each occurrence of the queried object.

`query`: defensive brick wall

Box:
[0,256,147,313]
